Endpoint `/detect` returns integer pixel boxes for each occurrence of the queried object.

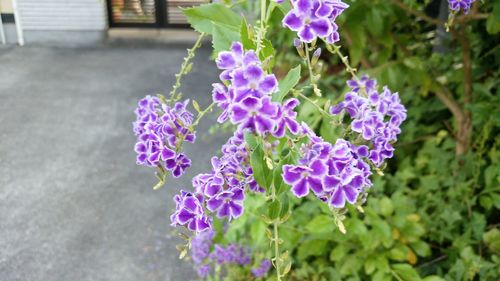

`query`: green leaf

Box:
[260,39,276,68]
[212,23,240,54]
[366,7,383,36]
[250,219,267,245]
[298,239,328,259]
[389,246,408,262]
[261,39,274,58]
[364,257,376,274]
[410,241,431,257]
[486,2,500,34]
[272,66,301,102]
[392,264,421,281]
[347,25,366,66]
[244,131,259,150]
[240,17,256,50]
[379,196,394,217]
[250,145,273,189]
[279,193,290,218]
[330,243,348,262]
[422,276,446,281]
[483,228,500,253]
[306,215,335,234]
[268,200,281,220]
[183,3,241,34]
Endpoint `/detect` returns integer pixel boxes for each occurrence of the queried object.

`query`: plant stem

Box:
[326,44,359,81]
[256,0,267,54]
[304,44,315,84]
[298,93,329,116]
[273,219,281,281]
[270,181,282,281]
[169,32,206,102]
[191,102,215,128]
[454,25,472,155]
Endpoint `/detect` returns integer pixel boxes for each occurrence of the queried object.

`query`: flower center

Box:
[301,171,309,178]
[304,17,311,25]
[249,82,258,90]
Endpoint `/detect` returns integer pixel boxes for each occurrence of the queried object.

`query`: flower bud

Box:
[311,48,321,66]
[294,38,305,58]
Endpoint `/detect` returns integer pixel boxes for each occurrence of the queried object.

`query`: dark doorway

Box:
[107,0,210,28]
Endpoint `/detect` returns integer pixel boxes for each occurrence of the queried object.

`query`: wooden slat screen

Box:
[111,0,156,24]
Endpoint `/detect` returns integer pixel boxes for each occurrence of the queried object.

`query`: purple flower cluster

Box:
[171,42,304,228]
[283,126,373,208]
[190,229,214,277]
[170,130,265,232]
[282,0,349,43]
[133,96,195,177]
[170,191,211,233]
[191,229,215,264]
[448,0,475,13]
[213,42,300,138]
[190,230,253,278]
[210,244,251,265]
[330,76,407,166]
[192,132,253,221]
[251,259,272,278]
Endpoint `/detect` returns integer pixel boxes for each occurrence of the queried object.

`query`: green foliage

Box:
[183,3,241,34]
[273,66,301,102]
[267,0,500,280]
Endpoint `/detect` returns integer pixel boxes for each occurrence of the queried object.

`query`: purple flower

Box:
[216,42,260,81]
[165,153,191,178]
[283,159,327,197]
[252,259,272,278]
[159,100,196,148]
[212,83,235,123]
[232,64,278,101]
[196,264,211,278]
[191,229,215,264]
[283,0,348,43]
[206,188,245,220]
[133,97,196,178]
[230,96,279,135]
[170,191,211,233]
[274,98,301,137]
[324,0,349,20]
[133,95,160,136]
[346,75,377,94]
[283,0,334,43]
[330,76,406,166]
[282,126,372,208]
[448,0,475,13]
[210,244,251,265]
[323,139,372,207]
[134,132,175,166]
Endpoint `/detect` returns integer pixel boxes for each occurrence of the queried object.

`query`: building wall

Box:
[0,0,109,45]
[18,0,107,31]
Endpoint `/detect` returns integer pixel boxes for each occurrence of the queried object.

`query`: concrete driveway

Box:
[0,44,226,281]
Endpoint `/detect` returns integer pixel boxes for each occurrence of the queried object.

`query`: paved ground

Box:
[0,44,227,281]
